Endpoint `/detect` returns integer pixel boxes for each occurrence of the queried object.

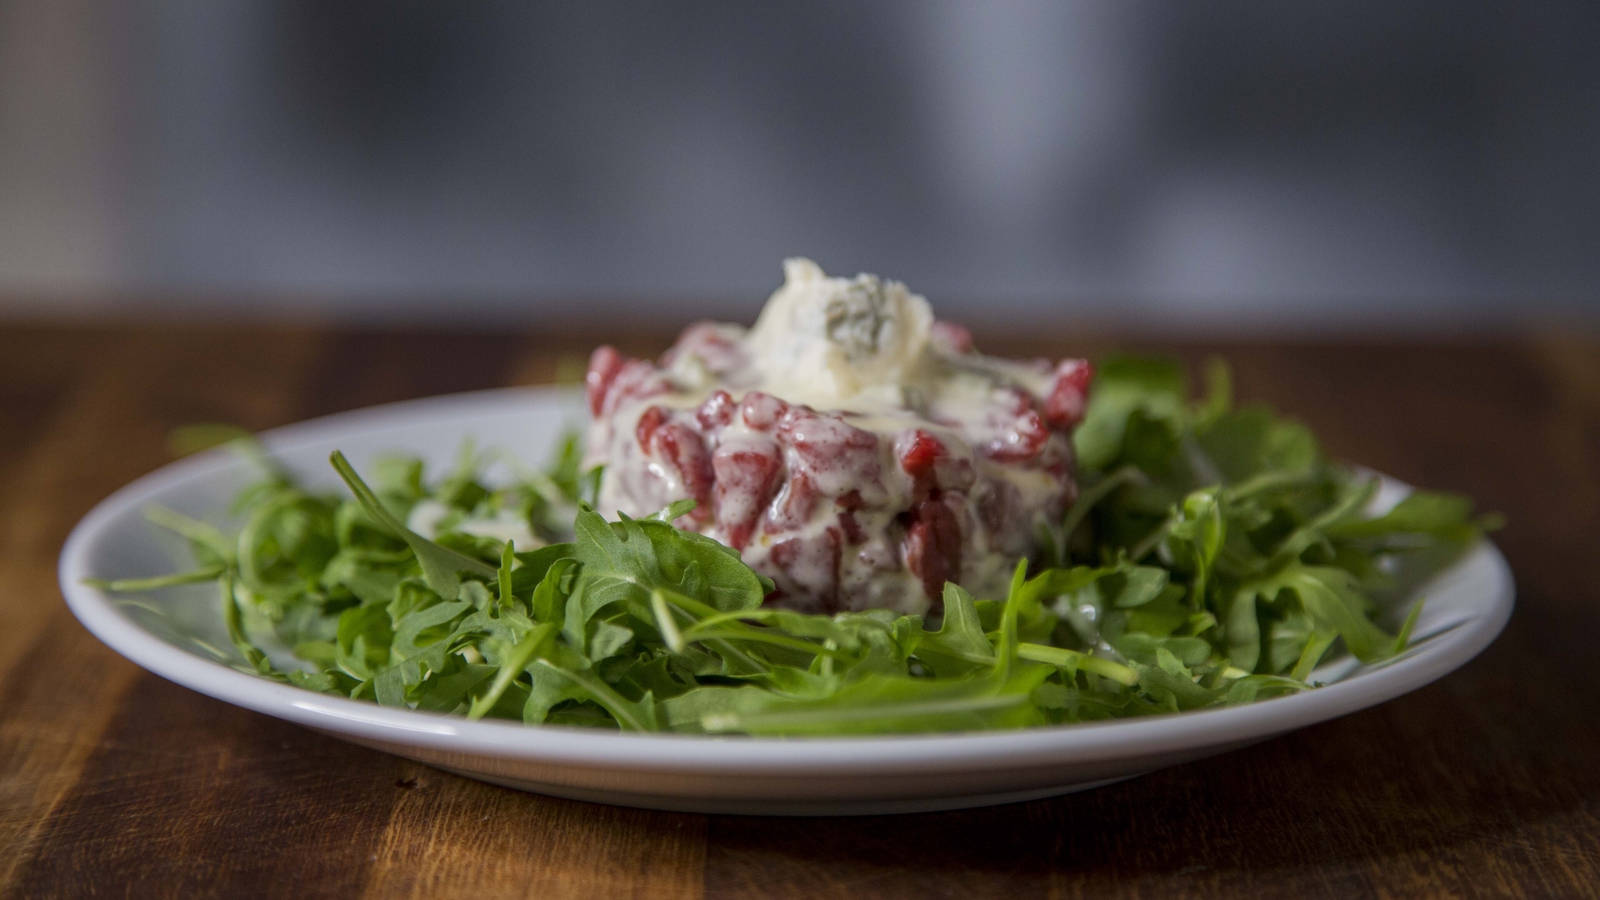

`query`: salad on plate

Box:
[93,260,1492,736]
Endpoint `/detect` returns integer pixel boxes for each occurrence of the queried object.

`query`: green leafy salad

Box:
[94,358,1492,736]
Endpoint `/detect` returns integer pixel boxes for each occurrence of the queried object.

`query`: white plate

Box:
[59,386,1514,815]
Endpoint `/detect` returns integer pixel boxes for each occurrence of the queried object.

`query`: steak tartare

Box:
[583,259,1091,614]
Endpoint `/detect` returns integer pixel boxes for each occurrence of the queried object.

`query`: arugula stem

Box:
[635,586,770,672]
[661,590,839,659]
[1127,516,1174,562]
[219,569,269,673]
[1016,642,1139,685]
[931,646,1002,666]
[700,693,1028,734]
[144,505,233,561]
[704,638,768,675]
[1224,468,1319,501]
[467,623,555,720]
[818,641,837,678]
[681,628,846,659]
[1290,630,1337,681]
[687,607,889,637]
[1392,596,1426,654]
[532,659,654,732]
[84,566,226,592]
[650,590,686,653]
[329,450,497,579]
[496,541,515,607]
[1059,465,1141,549]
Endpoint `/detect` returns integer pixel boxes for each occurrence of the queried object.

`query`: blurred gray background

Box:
[2,1,1596,329]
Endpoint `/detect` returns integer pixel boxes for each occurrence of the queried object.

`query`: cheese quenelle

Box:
[583,259,1092,615]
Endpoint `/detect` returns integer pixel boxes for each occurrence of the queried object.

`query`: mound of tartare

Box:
[583,259,1091,614]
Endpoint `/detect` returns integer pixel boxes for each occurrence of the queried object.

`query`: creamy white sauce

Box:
[742,258,934,409]
[643,258,1051,428]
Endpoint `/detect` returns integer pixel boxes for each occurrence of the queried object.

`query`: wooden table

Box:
[3,321,1597,898]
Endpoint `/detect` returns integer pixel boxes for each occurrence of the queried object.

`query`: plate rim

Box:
[58,385,1516,778]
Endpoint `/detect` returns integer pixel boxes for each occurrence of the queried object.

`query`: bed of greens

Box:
[92,358,1492,736]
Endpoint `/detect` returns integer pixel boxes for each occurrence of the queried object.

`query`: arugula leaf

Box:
[1073,357,1187,471]
[1194,407,1317,484]
[329,450,496,597]
[467,623,556,720]
[689,660,1052,736]
[915,584,995,676]
[1325,490,1484,541]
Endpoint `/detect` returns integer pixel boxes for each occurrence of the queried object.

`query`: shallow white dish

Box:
[60,386,1514,815]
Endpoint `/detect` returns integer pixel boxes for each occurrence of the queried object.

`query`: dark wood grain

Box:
[2,320,1596,899]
